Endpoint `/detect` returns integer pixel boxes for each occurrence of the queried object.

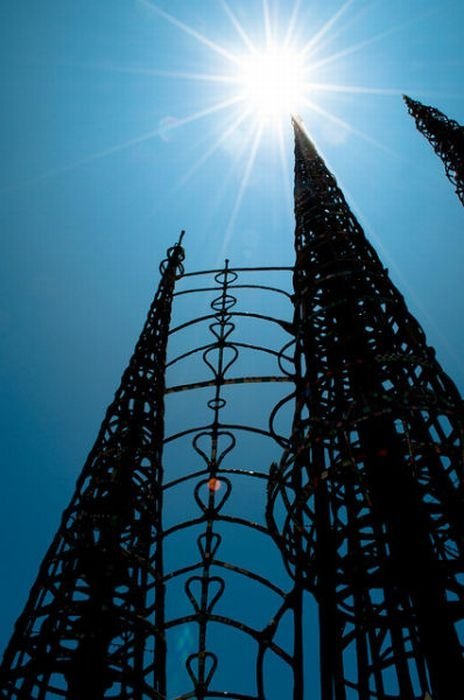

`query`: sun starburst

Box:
[131,0,417,257]
[236,48,307,122]
[16,1,420,244]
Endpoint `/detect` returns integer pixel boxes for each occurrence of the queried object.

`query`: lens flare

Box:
[208,478,221,492]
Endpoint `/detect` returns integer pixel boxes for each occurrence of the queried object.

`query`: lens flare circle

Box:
[208,477,221,492]
[237,48,306,121]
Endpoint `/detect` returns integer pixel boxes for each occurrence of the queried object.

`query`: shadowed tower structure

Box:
[268,117,464,699]
[0,237,187,699]
[1,119,464,699]
[404,95,464,206]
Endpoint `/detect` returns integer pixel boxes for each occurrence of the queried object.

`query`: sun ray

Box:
[147,69,240,84]
[305,82,457,100]
[138,0,241,65]
[69,61,241,84]
[0,125,162,194]
[307,5,443,72]
[301,97,397,156]
[177,107,254,189]
[309,83,462,100]
[1,96,246,195]
[262,0,273,48]
[306,82,409,96]
[303,0,381,63]
[168,95,245,131]
[307,27,403,73]
[283,0,303,49]
[220,0,257,54]
[220,121,264,258]
[301,0,357,57]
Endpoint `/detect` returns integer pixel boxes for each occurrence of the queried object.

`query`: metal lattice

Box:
[0,236,186,699]
[1,119,464,700]
[0,249,305,698]
[404,94,464,206]
[268,116,464,700]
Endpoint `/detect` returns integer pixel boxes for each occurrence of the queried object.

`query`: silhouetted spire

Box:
[405,95,464,205]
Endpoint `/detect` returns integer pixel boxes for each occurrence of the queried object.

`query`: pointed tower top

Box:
[403,94,426,113]
[159,230,186,276]
[292,113,310,140]
[291,114,317,160]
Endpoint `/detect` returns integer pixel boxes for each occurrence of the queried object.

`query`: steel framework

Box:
[0,236,186,699]
[268,117,464,699]
[404,94,464,206]
[1,120,464,699]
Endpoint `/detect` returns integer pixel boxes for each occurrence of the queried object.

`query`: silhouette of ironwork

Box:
[404,94,464,206]
[0,234,186,699]
[268,116,464,700]
[0,244,303,697]
[1,118,464,700]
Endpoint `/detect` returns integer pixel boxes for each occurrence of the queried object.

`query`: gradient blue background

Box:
[1,0,464,670]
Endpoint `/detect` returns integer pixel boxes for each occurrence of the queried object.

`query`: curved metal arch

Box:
[174,282,293,301]
[164,421,290,447]
[163,559,286,598]
[166,340,294,370]
[166,375,293,394]
[163,513,270,539]
[179,265,293,280]
[169,310,294,337]
[164,466,273,491]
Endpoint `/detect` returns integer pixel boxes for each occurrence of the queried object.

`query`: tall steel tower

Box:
[1,119,464,699]
[404,95,464,206]
[0,236,186,699]
[268,117,464,700]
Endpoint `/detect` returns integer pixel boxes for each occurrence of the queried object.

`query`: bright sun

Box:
[138,0,397,244]
[238,49,306,121]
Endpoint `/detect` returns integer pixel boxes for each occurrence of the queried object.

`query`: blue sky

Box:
[1,0,464,692]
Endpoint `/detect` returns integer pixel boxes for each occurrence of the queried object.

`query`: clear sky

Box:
[1,0,464,686]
